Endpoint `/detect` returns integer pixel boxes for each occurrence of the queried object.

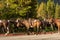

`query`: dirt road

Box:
[0,33,60,40]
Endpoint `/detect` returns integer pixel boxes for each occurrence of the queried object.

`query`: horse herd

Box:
[0,18,60,35]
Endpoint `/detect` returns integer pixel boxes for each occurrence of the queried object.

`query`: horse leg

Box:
[39,26,42,33]
[5,27,9,36]
[58,25,60,34]
[58,26,59,34]
[2,26,5,33]
[26,27,30,35]
[36,26,39,35]
[59,26,60,34]
[57,24,60,34]
[51,24,53,31]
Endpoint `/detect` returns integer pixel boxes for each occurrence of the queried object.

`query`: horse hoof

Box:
[4,33,8,36]
[58,32,60,34]
[27,33,30,35]
[4,33,9,36]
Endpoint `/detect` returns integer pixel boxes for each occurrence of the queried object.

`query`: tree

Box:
[0,0,37,19]
[55,3,60,18]
[47,0,55,18]
[26,0,37,18]
[37,2,47,19]
[9,0,37,18]
[0,0,17,19]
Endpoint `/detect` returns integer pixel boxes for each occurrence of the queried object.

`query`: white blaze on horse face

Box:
[0,20,2,22]
[31,26,33,27]
[8,20,10,22]
[44,19,46,21]
[34,20,37,22]
[16,19,18,22]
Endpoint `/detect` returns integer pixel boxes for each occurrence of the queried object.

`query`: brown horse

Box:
[0,20,9,36]
[46,18,54,30]
[47,18,60,33]
[53,19,60,33]
[16,18,42,34]
[0,20,3,33]
[16,19,31,34]
[31,19,42,34]
[16,19,23,27]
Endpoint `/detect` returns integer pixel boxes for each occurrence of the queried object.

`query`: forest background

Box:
[0,0,60,19]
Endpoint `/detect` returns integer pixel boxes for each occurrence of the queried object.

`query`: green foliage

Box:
[19,6,31,16]
[47,0,55,18]
[37,2,47,19]
[1,0,60,19]
[0,0,37,19]
[37,0,56,19]
[55,3,60,18]
[10,4,18,9]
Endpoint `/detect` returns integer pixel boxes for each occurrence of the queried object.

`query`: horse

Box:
[44,18,54,31]
[30,19,42,34]
[16,18,42,35]
[15,18,31,34]
[53,19,60,33]
[8,19,18,33]
[46,18,60,33]
[0,20,4,33]
[0,20,9,36]
[41,19,50,31]
[16,18,24,27]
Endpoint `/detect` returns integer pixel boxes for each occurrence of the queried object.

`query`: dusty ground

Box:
[0,33,60,40]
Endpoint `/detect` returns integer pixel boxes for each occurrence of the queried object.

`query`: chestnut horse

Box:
[47,18,60,33]
[16,19,23,27]
[16,19,31,34]
[31,19,42,34]
[16,18,42,34]
[53,19,60,33]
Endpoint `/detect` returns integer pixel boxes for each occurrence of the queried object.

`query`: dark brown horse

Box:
[9,19,19,33]
[0,20,9,36]
[45,18,54,30]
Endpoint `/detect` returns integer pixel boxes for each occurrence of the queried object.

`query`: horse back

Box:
[54,19,60,27]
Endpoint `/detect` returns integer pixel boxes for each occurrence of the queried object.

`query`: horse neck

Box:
[23,20,30,27]
[23,20,28,24]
